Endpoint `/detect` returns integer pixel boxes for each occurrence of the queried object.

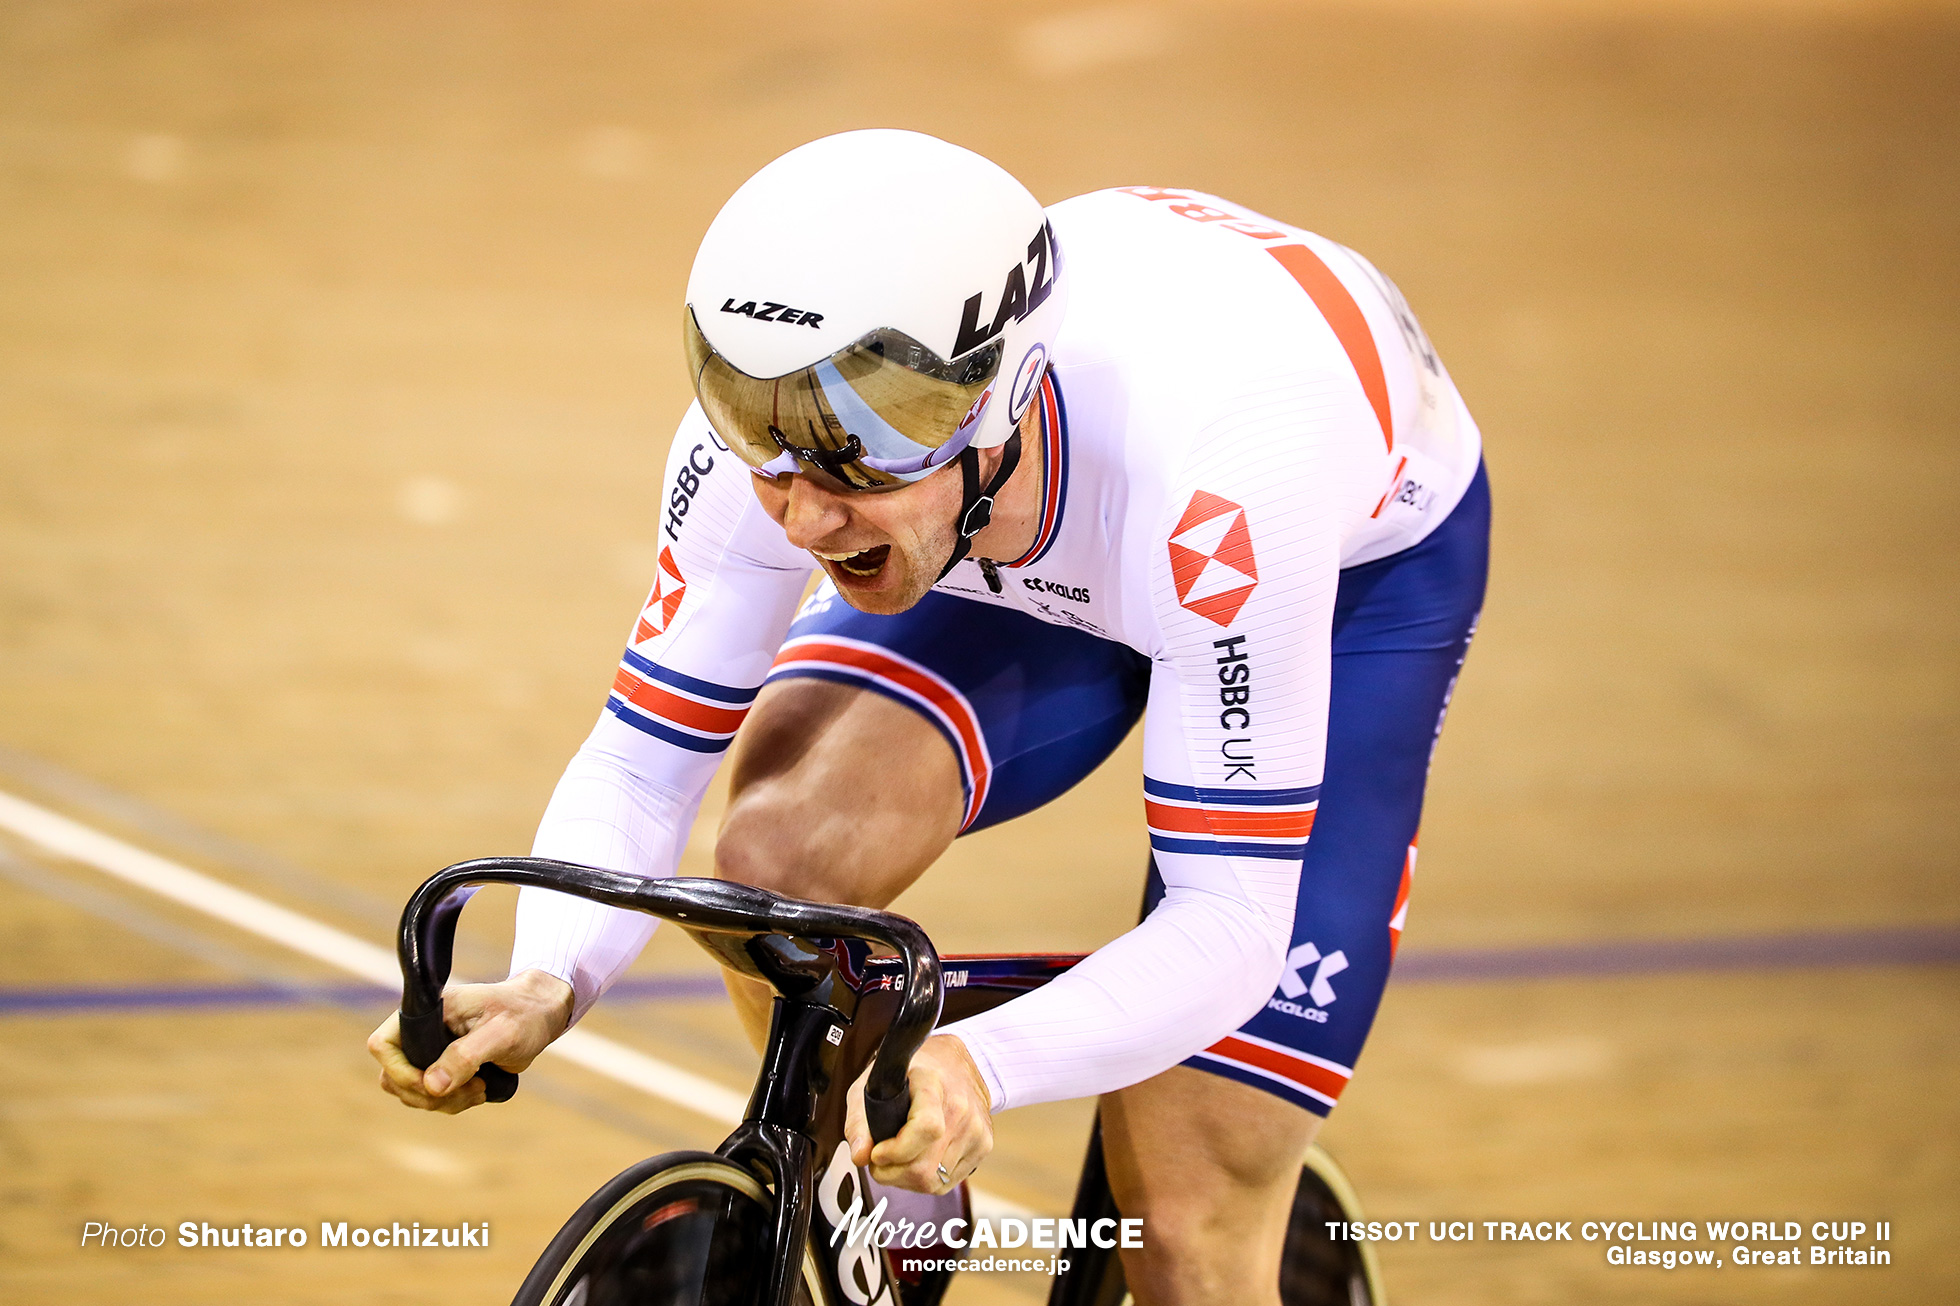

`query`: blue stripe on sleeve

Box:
[1148,834,1310,860]
[620,648,760,704]
[1143,777,1322,807]
[606,697,734,753]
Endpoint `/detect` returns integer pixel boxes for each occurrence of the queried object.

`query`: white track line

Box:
[0,788,746,1123]
[0,786,1034,1217]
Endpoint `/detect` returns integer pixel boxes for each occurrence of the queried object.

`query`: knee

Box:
[1115,1201,1237,1306]
[714,788,810,894]
[1115,1177,1285,1306]
[713,783,865,905]
[1116,1173,1241,1252]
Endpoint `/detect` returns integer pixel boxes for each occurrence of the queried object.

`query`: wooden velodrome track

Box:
[1,1,1955,1302]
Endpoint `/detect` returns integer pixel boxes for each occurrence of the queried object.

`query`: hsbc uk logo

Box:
[1267,941,1347,1023]
[1168,491,1258,626]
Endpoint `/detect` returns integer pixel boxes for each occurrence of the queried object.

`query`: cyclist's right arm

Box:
[509,407,811,1023]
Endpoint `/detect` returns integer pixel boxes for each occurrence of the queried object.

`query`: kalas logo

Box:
[956,386,993,434]
[1279,941,1348,1008]
[1168,491,1258,626]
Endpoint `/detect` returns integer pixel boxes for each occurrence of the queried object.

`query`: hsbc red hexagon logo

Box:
[633,546,686,643]
[1168,490,1258,626]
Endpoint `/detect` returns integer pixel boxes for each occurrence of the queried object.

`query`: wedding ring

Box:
[937,1163,951,1184]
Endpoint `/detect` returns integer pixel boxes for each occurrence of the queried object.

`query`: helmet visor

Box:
[683,306,1003,491]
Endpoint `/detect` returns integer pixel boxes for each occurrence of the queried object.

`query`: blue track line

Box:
[4,927,1954,1017]
[1391,924,1960,982]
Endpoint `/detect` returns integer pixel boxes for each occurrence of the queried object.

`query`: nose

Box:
[778,474,851,550]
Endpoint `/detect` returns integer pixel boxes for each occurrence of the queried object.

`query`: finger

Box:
[378,1046,430,1095]
[381,1068,444,1112]
[433,1080,489,1115]
[870,1130,953,1192]
[947,1147,987,1187]
[424,1010,506,1097]
[870,1069,947,1170]
[368,1013,427,1093]
[844,1080,873,1168]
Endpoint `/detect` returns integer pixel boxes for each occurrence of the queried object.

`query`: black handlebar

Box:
[396,857,942,1141]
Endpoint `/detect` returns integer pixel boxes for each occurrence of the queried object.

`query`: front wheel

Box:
[511,1152,773,1306]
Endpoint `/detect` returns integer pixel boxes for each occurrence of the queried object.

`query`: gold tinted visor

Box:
[683,306,1003,491]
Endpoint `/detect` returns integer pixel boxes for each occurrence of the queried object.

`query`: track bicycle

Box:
[397,857,1387,1305]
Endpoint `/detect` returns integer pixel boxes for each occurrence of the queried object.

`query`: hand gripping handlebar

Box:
[396,857,943,1141]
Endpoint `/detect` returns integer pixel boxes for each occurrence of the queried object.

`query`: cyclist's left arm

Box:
[939,401,1348,1113]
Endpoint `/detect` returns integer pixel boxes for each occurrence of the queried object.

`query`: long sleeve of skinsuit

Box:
[508,409,809,1023]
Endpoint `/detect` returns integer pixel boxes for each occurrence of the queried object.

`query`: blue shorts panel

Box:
[778,462,1490,1115]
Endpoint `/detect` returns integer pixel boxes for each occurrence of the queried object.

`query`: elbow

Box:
[1215,906,1290,1030]
[1154,889,1296,1036]
[1240,933,1289,1023]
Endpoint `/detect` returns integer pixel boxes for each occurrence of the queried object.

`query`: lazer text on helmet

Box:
[718,298,824,328]
[951,221,1062,357]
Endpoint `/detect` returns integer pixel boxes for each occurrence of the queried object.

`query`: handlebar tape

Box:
[865,1086,911,1146]
[400,1003,521,1103]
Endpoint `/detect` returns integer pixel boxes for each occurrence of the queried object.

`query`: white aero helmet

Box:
[683,129,1065,497]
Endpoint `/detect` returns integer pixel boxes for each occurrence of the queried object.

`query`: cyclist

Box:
[370,129,1488,1305]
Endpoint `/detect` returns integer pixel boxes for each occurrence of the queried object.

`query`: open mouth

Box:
[814,545,890,579]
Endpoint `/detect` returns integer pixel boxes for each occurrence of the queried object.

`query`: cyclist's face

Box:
[750,453,988,615]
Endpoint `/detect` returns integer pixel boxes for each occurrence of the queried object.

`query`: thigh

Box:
[719,583,1152,907]
[768,583,1151,833]
[721,674,968,906]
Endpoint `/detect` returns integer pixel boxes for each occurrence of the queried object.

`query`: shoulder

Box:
[1046,186,1317,268]
[1047,188,1357,381]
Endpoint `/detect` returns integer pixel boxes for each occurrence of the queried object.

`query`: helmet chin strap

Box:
[936,430,1024,583]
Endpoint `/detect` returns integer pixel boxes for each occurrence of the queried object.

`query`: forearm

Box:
[939,885,1287,1111]
[508,731,706,1022]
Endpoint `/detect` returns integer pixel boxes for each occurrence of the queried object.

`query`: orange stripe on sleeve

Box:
[1145,800,1316,839]
[614,670,750,734]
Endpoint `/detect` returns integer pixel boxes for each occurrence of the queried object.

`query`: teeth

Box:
[814,545,883,577]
